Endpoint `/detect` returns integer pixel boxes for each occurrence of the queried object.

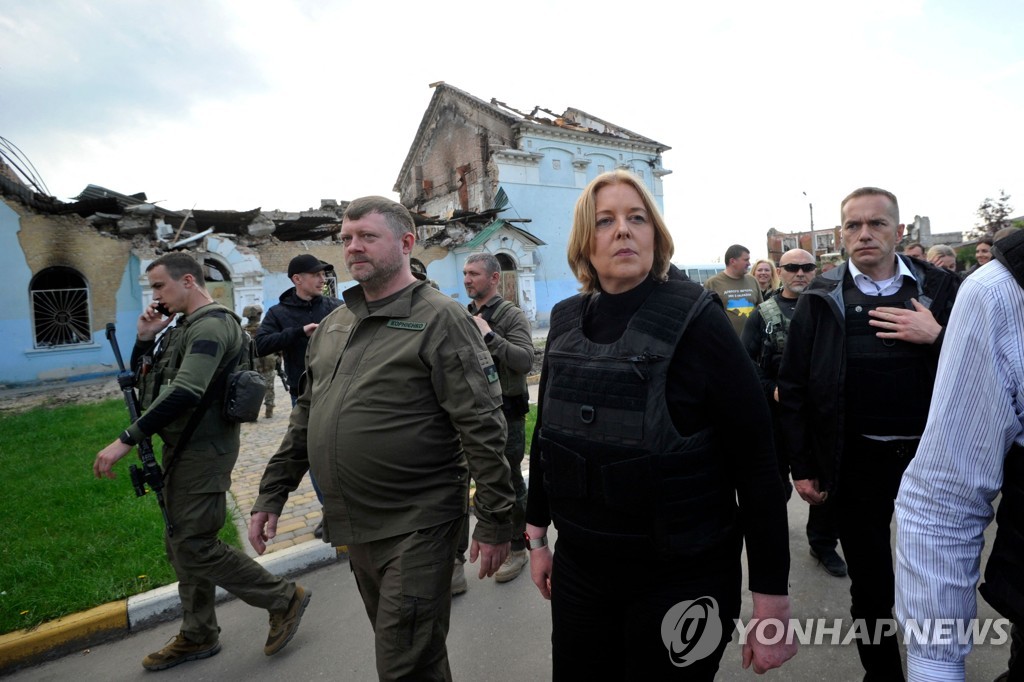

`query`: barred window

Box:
[30,266,92,348]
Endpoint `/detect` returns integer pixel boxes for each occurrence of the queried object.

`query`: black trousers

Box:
[549,537,741,681]
[836,435,916,682]
[807,497,841,554]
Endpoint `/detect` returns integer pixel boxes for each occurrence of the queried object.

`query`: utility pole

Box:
[803,191,816,255]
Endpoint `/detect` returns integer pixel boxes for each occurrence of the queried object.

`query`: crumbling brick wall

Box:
[16,210,132,335]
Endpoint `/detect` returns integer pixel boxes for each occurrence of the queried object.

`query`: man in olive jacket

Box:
[94,253,309,672]
[250,196,514,680]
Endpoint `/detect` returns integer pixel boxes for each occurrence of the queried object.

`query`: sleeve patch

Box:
[190,339,219,356]
[478,350,499,384]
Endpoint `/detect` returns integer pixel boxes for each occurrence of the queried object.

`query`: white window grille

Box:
[30,267,92,348]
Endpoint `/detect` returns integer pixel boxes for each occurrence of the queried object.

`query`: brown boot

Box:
[142,633,220,671]
[265,585,312,655]
[265,405,274,419]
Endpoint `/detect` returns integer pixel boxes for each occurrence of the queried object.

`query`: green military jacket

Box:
[254,280,515,545]
[128,303,243,492]
[470,294,533,400]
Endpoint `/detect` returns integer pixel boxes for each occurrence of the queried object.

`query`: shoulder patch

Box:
[190,339,219,356]
[386,320,427,331]
[478,350,499,384]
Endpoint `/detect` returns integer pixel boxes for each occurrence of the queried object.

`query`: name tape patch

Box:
[386,320,427,331]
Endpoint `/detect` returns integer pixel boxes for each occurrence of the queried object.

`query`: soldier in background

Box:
[243,305,276,419]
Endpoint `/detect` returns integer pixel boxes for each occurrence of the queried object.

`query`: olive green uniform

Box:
[243,317,276,410]
[129,303,294,644]
[458,294,533,557]
[254,280,514,679]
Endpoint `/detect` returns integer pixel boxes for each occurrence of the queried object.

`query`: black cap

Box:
[288,254,333,278]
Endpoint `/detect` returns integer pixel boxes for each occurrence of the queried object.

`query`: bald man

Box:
[743,250,847,579]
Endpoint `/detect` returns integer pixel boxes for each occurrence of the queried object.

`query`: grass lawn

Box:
[525,403,537,454]
[0,399,240,635]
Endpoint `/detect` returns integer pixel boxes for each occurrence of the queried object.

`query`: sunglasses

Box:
[781,263,816,273]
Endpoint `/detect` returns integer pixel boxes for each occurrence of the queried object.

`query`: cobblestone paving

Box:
[232,409,323,555]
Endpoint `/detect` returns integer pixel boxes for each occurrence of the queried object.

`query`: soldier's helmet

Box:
[243,304,263,318]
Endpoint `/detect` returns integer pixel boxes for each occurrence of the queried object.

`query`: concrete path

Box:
[7,495,1013,681]
[2,369,1014,680]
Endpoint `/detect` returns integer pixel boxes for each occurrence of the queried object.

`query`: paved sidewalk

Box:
[231,410,321,554]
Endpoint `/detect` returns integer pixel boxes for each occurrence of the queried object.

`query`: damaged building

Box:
[394,81,671,324]
[0,82,671,387]
[0,168,353,387]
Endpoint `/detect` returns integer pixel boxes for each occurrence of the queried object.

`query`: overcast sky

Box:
[2,0,1022,262]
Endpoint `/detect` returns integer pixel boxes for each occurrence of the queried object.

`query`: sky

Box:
[1,0,1022,262]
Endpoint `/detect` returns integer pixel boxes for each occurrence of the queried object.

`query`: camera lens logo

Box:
[660,596,722,667]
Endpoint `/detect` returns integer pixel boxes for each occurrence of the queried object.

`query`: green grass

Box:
[525,403,537,454]
[0,399,240,635]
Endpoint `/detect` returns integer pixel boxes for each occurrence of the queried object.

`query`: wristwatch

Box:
[483,331,495,344]
[523,531,548,550]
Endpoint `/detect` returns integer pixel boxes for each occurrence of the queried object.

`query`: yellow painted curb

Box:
[0,600,127,673]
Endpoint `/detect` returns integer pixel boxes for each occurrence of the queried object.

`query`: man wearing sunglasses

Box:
[777,187,960,680]
[742,249,847,580]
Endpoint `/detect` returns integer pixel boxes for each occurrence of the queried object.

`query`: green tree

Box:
[974,190,1014,237]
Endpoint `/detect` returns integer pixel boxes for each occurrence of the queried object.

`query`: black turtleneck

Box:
[527,277,790,595]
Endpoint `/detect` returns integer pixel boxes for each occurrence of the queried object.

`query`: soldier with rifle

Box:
[93,252,311,672]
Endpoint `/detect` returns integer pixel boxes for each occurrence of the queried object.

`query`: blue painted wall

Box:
[492,133,666,326]
[0,204,143,385]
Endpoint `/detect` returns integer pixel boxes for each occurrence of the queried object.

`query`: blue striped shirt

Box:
[895,260,1024,680]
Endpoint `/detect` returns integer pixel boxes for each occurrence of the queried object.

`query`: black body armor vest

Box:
[843,279,934,436]
[538,281,738,557]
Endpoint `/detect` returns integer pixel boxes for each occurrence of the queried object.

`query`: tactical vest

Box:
[137,305,243,442]
[538,281,738,557]
[757,297,789,357]
[980,229,1024,623]
[843,279,935,436]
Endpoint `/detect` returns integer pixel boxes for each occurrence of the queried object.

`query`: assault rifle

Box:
[275,355,290,393]
[105,323,174,536]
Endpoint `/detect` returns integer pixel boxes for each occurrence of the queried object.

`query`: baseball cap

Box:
[288,254,333,278]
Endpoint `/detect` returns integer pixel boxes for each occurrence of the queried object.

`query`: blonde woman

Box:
[525,170,795,680]
[752,258,780,300]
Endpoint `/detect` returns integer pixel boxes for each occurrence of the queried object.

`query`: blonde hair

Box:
[926,244,955,260]
[567,170,674,293]
[752,258,780,292]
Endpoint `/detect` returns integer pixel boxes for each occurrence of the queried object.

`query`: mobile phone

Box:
[154,302,171,316]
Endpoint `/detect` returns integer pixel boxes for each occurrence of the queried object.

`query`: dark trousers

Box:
[775,411,840,555]
[164,481,294,642]
[836,435,916,682]
[348,518,461,681]
[807,497,841,554]
[457,413,527,558]
[549,537,740,681]
[1001,623,1024,681]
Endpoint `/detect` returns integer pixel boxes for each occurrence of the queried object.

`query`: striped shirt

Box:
[895,259,1024,680]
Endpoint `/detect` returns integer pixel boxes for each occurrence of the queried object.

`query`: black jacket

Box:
[776,256,959,492]
[255,288,341,395]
